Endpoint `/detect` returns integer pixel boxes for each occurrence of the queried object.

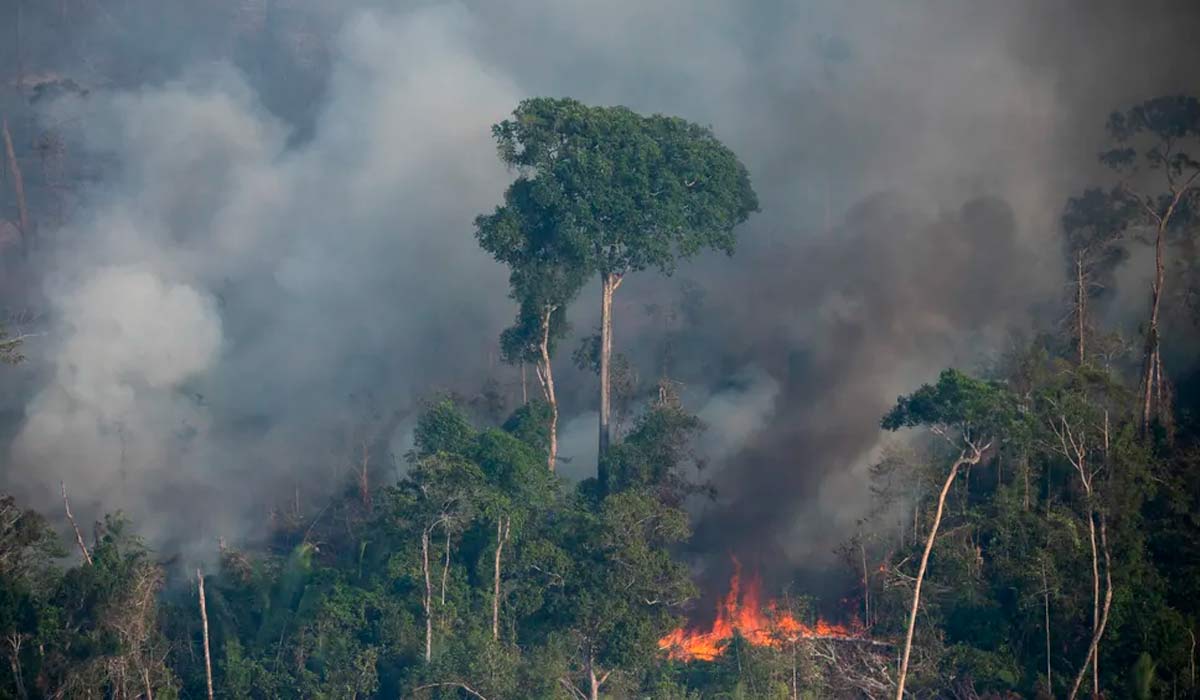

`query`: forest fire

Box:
[658,560,864,662]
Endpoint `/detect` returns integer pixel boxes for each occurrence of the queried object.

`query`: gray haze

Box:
[1,0,1199,575]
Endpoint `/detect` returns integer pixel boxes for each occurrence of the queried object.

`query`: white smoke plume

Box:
[0,0,1196,572]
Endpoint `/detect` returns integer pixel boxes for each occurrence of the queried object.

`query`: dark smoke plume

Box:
[1,0,1199,577]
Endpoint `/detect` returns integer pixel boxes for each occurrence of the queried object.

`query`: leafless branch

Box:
[411,681,490,699]
[558,677,587,700]
[60,482,92,566]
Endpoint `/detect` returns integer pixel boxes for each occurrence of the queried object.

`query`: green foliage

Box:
[14,93,1200,700]
[482,97,759,278]
[1132,652,1156,700]
[499,299,569,366]
[501,399,552,455]
[1102,95,1200,171]
[413,398,476,457]
[882,368,1025,446]
[604,397,707,503]
[13,332,1196,700]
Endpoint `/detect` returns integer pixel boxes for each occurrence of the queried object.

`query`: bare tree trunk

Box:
[1076,254,1087,366]
[422,528,433,663]
[1190,627,1196,691]
[586,653,609,700]
[860,537,870,628]
[1142,220,1166,431]
[1069,514,1113,700]
[2,117,30,246]
[539,306,559,471]
[1042,560,1052,693]
[197,570,214,700]
[913,473,923,544]
[61,482,93,566]
[1087,509,1100,696]
[440,527,450,607]
[895,449,980,700]
[491,515,510,641]
[597,272,622,484]
[358,442,371,511]
[1023,455,1031,512]
[6,634,28,700]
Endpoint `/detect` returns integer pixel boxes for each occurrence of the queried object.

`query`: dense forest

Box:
[3,1,1200,698]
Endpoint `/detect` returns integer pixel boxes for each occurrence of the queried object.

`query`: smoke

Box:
[693,367,780,467]
[7,5,522,549]
[12,266,221,516]
[1,0,1199,574]
[684,194,1038,575]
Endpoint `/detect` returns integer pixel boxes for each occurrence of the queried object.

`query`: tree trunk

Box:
[492,515,509,641]
[1087,509,1100,696]
[597,272,621,485]
[860,537,870,628]
[61,482,93,566]
[1069,513,1113,700]
[1043,562,1052,693]
[441,527,450,607]
[1023,454,1031,512]
[197,569,213,700]
[1076,254,1086,366]
[895,450,979,700]
[587,653,608,700]
[539,306,559,471]
[1190,627,1196,690]
[358,443,371,512]
[7,634,28,700]
[3,117,30,248]
[421,528,433,663]
[1141,219,1166,432]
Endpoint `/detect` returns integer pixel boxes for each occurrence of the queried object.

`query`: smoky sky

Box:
[2,0,1200,575]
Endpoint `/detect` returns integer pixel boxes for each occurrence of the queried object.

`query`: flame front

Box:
[658,560,862,662]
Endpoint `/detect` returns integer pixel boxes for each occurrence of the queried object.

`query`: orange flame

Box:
[658,559,862,662]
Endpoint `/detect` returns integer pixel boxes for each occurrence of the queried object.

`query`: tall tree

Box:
[1061,187,1135,365]
[1099,95,1200,432]
[882,369,1022,699]
[480,176,586,472]
[540,490,695,700]
[402,400,485,663]
[472,427,558,641]
[483,97,758,485]
[1035,369,1123,700]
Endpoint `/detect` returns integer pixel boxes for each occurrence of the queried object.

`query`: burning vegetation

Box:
[658,559,865,662]
[3,2,1200,698]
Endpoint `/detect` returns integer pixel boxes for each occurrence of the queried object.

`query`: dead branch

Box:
[805,635,893,648]
[559,677,588,700]
[811,637,897,699]
[412,681,490,699]
[60,482,92,566]
[2,117,29,244]
[197,569,214,700]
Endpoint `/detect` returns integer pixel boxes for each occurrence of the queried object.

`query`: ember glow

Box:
[658,560,863,662]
